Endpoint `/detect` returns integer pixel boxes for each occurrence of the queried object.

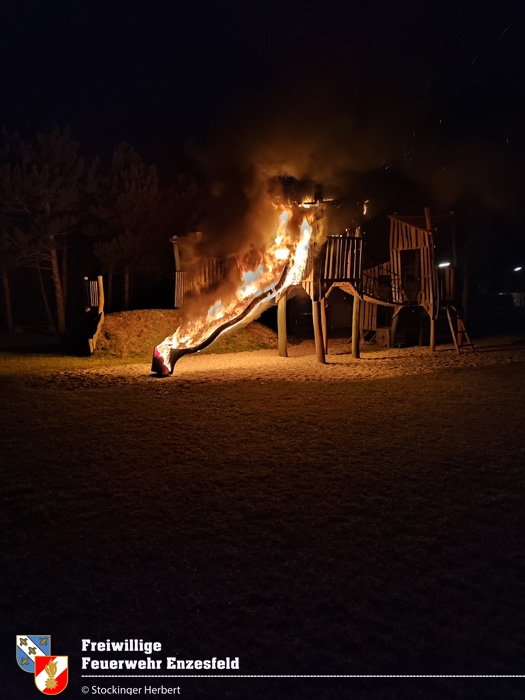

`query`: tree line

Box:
[0,126,203,333]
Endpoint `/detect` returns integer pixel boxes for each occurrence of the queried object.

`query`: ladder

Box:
[445,305,474,354]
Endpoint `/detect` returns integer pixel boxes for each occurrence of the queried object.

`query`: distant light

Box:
[438,262,451,268]
[514,266,522,272]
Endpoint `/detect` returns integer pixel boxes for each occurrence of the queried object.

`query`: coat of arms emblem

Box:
[16,636,51,674]
[34,655,69,695]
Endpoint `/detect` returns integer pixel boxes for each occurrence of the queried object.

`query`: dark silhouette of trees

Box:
[0,126,95,333]
[0,126,204,331]
[0,129,35,329]
[91,142,160,310]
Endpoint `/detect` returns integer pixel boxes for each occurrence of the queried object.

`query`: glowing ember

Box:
[153,209,312,375]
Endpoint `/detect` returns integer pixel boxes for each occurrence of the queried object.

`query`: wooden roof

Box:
[389,213,454,231]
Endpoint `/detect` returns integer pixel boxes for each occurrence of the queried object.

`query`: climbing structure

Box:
[360,209,473,352]
[281,199,364,363]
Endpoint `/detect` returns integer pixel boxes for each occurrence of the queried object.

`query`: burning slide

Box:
[152,210,312,376]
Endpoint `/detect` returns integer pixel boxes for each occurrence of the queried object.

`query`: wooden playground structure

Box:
[170,203,473,363]
[360,209,473,356]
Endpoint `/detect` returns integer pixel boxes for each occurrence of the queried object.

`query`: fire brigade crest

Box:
[16,635,51,673]
[34,656,69,695]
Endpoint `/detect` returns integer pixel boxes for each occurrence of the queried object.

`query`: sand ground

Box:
[1,336,525,699]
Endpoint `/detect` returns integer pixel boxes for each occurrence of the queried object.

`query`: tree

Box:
[92,143,160,310]
[0,126,94,333]
[0,225,16,330]
[0,129,32,329]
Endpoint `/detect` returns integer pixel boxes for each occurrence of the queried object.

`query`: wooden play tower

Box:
[170,198,364,364]
[278,199,364,363]
[360,208,473,353]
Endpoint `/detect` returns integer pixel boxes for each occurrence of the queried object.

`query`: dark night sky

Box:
[1,0,525,229]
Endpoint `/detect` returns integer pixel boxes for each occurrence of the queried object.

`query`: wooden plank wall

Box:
[84,278,99,309]
[359,300,377,332]
[174,271,193,308]
[301,235,362,300]
[198,258,224,288]
[174,258,224,308]
[323,235,362,282]
[389,216,437,316]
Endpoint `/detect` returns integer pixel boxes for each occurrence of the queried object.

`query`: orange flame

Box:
[156,209,312,372]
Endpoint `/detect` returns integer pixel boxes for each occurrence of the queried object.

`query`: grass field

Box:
[2,333,525,699]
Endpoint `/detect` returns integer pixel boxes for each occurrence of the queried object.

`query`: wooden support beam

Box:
[97,275,105,315]
[390,306,402,346]
[320,297,328,354]
[351,227,362,359]
[277,293,288,357]
[312,299,326,364]
[430,318,436,351]
[83,276,90,312]
[424,207,437,352]
[424,207,432,232]
[351,293,361,359]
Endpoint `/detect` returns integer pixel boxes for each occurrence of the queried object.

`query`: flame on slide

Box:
[154,209,312,374]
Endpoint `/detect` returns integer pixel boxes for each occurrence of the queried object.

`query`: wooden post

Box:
[172,239,181,271]
[83,276,90,312]
[351,228,362,359]
[425,207,436,351]
[391,306,401,346]
[312,299,326,364]
[320,297,328,354]
[277,293,288,357]
[462,259,469,325]
[97,276,105,315]
[450,211,457,267]
[424,207,432,231]
[430,318,436,351]
[351,293,361,358]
